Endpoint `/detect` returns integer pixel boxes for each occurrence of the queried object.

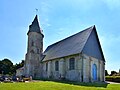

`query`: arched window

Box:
[69,58,75,70]
[92,64,97,81]
[37,49,39,54]
[31,41,34,46]
[55,61,59,71]
[46,63,48,71]
[30,50,34,53]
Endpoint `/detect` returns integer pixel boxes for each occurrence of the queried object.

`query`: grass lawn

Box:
[0,81,120,90]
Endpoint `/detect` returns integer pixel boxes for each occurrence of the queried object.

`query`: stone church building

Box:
[22,15,105,82]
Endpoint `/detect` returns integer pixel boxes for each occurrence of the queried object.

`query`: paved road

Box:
[106,81,120,84]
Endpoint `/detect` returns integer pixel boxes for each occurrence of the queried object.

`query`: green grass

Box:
[0,81,120,90]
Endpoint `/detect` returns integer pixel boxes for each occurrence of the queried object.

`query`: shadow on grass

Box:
[53,80,108,88]
[34,78,109,88]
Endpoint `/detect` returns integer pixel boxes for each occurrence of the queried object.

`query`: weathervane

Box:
[35,8,38,15]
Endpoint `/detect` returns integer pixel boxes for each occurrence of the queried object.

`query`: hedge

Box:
[106,76,120,83]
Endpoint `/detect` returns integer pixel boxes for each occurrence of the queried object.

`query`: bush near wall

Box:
[106,76,120,83]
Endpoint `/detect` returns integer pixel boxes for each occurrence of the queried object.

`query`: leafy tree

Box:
[0,59,13,75]
[0,61,2,74]
[0,59,24,75]
[105,70,109,76]
[15,60,24,70]
[110,71,117,76]
[13,60,24,74]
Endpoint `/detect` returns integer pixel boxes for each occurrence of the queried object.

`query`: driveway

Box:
[106,81,120,84]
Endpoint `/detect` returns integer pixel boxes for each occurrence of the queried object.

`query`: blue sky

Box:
[0,0,120,73]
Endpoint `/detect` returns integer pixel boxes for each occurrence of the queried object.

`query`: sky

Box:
[0,0,120,73]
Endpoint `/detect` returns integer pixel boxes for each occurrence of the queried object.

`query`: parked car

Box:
[0,76,5,81]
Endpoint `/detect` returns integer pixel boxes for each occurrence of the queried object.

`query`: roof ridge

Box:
[43,25,95,61]
[44,25,94,52]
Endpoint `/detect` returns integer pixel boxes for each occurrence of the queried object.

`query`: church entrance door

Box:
[92,64,97,81]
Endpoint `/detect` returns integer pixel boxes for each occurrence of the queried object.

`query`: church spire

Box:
[28,15,42,34]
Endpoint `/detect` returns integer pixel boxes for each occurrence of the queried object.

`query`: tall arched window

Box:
[55,61,59,71]
[31,41,34,46]
[69,58,75,70]
[30,50,34,53]
[37,49,39,54]
[46,63,48,71]
[92,64,97,81]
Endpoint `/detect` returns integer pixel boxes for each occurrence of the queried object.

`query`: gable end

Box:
[82,26,105,61]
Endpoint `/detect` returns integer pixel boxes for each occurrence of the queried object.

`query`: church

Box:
[21,15,105,82]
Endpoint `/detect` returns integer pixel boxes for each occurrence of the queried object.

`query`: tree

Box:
[105,70,109,76]
[110,71,117,76]
[15,60,24,70]
[0,59,14,75]
[0,59,25,75]
[0,61,2,74]
[13,60,24,74]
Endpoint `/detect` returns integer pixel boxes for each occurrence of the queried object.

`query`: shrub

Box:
[106,76,120,83]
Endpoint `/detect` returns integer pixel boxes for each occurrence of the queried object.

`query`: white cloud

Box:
[38,1,52,28]
[40,2,51,14]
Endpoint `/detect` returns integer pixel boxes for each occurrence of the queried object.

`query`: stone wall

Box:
[42,54,81,81]
[27,32,43,54]
[82,53,105,82]
[24,32,43,78]
[65,55,81,81]
[42,53,105,82]
[82,54,91,82]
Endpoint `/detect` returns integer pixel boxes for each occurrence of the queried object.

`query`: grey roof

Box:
[28,15,42,34]
[42,26,95,61]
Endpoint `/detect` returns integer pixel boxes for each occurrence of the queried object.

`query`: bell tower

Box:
[24,15,44,78]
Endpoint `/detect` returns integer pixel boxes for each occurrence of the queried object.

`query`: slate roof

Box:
[42,26,95,61]
[28,15,43,34]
